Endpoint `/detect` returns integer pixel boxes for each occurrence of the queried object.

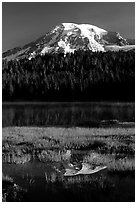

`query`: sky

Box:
[2,2,135,52]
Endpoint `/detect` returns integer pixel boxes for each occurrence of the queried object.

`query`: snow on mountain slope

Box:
[3,22,133,61]
[57,23,108,53]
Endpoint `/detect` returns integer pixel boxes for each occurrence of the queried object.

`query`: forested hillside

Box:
[2,50,135,101]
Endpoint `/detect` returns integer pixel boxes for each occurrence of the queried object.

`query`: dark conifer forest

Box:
[2,50,135,101]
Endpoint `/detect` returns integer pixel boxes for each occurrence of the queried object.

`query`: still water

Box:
[2,102,135,127]
[3,159,135,202]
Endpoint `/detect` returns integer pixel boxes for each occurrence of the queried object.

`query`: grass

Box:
[2,126,134,153]
[2,125,135,171]
[83,152,135,173]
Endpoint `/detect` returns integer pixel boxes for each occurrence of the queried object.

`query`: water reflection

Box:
[3,154,107,188]
[3,157,134,202]
[3,147,135,202]
[2,102,135,127]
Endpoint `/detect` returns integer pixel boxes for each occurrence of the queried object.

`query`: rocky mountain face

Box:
[3,23,135,61]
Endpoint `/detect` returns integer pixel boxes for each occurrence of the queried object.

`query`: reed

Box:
[84,152,135,172]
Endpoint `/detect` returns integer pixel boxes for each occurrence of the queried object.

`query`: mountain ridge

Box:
[3,22,135,61]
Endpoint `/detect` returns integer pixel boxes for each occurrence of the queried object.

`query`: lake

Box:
[2,102,135,127]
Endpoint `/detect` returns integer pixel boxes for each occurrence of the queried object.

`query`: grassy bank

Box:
[3,126,135,171]
[2,125,135,201]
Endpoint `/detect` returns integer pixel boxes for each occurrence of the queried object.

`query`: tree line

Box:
[2,50,135,101]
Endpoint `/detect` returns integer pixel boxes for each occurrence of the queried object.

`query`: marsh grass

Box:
[2,125,135,202]
[44,170,113,191]
[83,152,135,173]
[2,126,135,173]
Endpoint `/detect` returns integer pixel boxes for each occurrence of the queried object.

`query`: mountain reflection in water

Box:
[2,102,134,127]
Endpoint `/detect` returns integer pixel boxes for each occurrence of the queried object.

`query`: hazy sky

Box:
[2,2,135,52]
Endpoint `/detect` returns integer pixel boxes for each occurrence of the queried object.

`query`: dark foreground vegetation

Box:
[2,50,135,101]
[2,125,135,201]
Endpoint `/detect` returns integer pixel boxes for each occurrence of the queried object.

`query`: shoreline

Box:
[2,125,135,164]
[2,124,135,139]
[2,101,135,105]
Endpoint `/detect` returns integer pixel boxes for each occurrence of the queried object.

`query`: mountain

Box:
[3,23,135,61]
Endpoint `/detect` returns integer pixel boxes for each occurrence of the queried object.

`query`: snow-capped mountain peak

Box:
[3,22,134,61]
[62,23,107,34]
